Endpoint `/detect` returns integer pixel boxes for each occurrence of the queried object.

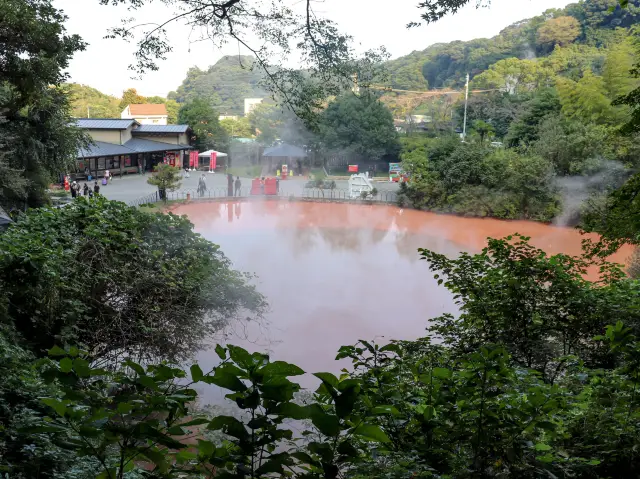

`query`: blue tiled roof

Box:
[124,138,192,153]
[132,125,189,134]
[77,139,192,159]
[76,118,138,130]
[262,143,307,158]
[78,141,136,158]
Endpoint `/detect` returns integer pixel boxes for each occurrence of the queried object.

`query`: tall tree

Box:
[178,98,228,151]
[0,0,86,210]
[118,88,146,110]
[320,93,399,161]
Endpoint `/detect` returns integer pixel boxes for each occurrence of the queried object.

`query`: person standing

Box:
[104,169,109,184]
[94,181,100,195]
[227,174,233,197]
[234,176,242,197]
[70,181,77,198]
[109,171,113,183]
[83,183,89,196]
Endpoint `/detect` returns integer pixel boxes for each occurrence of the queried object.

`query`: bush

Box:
[0,196,266,362]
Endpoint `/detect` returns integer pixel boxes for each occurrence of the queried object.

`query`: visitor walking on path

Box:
[234,176,241,196]
[94,181,100,195]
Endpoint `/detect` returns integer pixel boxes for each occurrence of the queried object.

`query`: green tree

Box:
[178,98,228,151]
[0,0,86,210]
[220,116,254,138]
[536,16,581,49]
[505,88,561,147]
[66,83,121,118]
[0,197,266,361]
[471,119,494,143]
[320,93,399,161]
[118,87,145,110]
[472,58,553,95]
[146,163,182,201]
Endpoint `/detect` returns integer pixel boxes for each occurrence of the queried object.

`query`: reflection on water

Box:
[171,200,631,399]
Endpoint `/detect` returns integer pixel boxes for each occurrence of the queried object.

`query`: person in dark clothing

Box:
[227,174,233,197]
[234,176,241,196]
[83,183,89,196]
[70,182,77,198]
[94,181,100,195]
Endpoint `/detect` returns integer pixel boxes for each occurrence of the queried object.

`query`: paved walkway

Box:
[96,172,399,204]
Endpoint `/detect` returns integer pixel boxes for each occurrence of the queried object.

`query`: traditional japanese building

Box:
[74,119,192,179]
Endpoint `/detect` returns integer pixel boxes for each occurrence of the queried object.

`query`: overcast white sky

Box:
[54,0,573,98]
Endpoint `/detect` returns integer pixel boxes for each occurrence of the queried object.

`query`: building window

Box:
[97,157,105,170]
[153,119,159,124]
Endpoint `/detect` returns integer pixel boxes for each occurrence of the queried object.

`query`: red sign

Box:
[189,150,198,168]
[348,165,358,172]
[210,151,217,171]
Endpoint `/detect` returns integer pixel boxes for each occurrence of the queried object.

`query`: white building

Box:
[121,104,168,125]
[244,98,263,116]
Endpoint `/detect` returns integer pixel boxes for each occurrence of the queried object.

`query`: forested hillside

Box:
[65,83,121,118]
[168,55,266,115]
[386,0,640,90]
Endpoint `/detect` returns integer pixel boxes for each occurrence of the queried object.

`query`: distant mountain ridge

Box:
[384,0,640,91]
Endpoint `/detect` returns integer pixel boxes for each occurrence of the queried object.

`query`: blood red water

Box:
[171,200,632,397]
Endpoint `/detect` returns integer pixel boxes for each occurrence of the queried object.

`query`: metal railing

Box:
[129,187,397,207]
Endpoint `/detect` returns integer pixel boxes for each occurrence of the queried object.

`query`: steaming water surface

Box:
[171,201,631,398]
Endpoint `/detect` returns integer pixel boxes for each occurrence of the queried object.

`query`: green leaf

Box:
[432,367,452,379]
[215,344,226,360]
[277,402,310,420]
[371,405,401,416]
[260,360,305,377]
[59,357,73,373]
[314,372,339,387]
[337,439,360,458]
[203,369,247,392]
[227,345,253,369]
[424,405,436,421]
[190,364,204,381]
[124,360,145,376]
[180,417,210,427]
[535,443,552,451]
[207,415,249,440]
[117,402,133,414]
[72,358,91,378]
[352,424,390,443]
[335,387,359,418]
[48,346,67,357]
[41,398,67,417]
[308,407,341,437]
[198,439,215,457]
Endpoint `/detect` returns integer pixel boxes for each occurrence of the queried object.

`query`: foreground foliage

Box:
[0,197,266,362]
[3,236,640,478]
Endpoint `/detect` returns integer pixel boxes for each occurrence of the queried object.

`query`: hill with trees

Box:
[168,55,266,115]
[382,0,640,91]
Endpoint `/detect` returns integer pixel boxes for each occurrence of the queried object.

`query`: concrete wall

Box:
[87,129,120,144]
[120,126,133,144]
[133,132,190,145]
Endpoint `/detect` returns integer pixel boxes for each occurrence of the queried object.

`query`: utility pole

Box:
[87,106,90,118]
[462,73,469,140]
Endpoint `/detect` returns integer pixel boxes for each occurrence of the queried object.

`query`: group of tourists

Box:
[70,180,102,198]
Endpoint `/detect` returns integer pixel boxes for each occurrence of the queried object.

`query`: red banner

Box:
[348,165,358,172]
[210,151,217,171]
[189,150,198,168]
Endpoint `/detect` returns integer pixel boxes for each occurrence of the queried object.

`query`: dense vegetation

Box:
[169,56,266,116]
[4,234,640,478]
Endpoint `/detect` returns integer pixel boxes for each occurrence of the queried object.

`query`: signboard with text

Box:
[348,165,358,173]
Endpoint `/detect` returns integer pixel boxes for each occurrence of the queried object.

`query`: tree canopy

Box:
[319,93,400,161]
[0,197,266,362]
[178,98,228,151]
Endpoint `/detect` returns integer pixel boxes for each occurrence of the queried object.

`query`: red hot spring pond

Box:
[171,200,631,398]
